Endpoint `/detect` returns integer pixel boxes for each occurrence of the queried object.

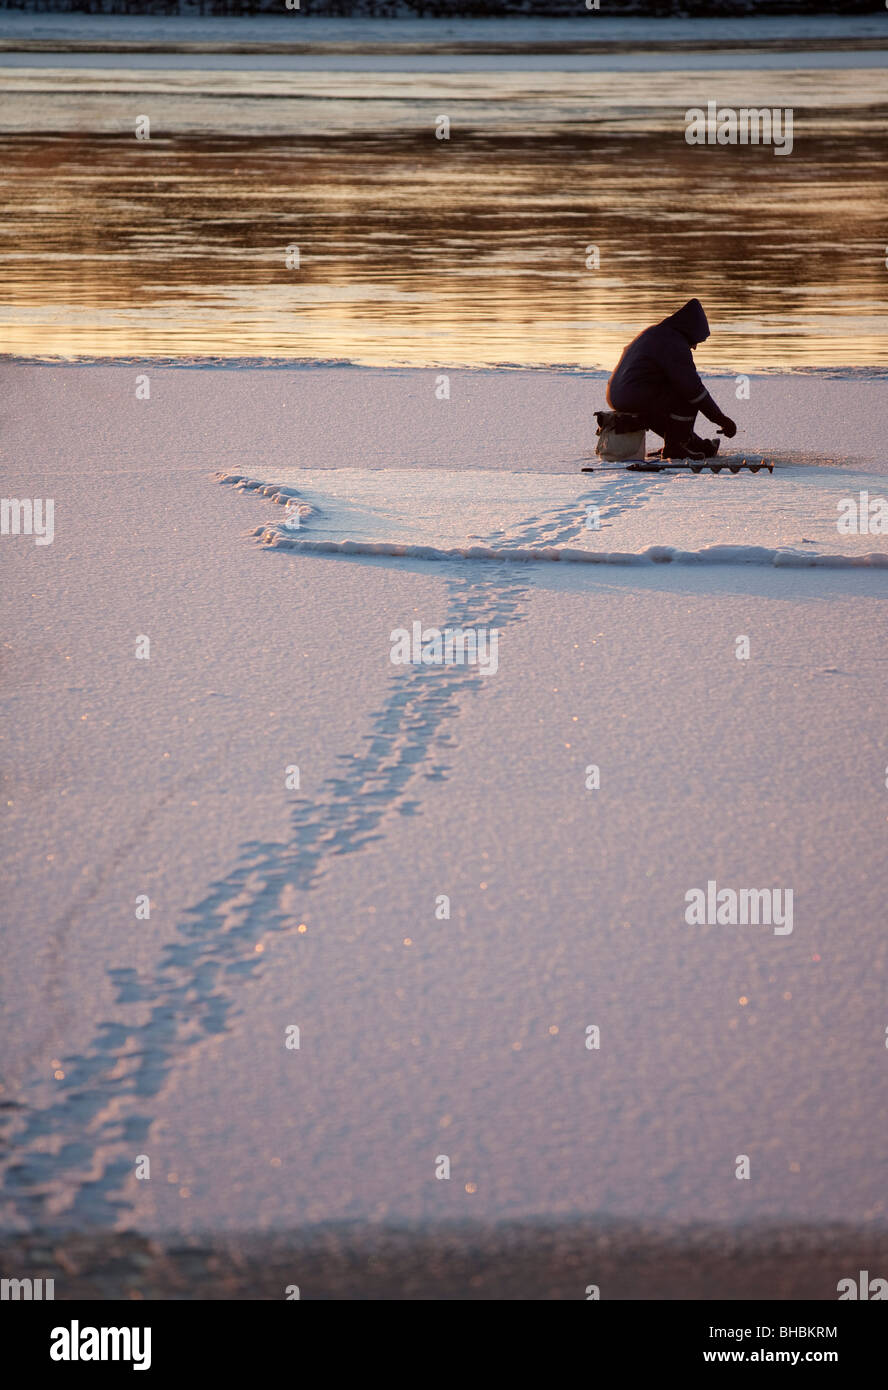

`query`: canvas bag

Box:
[594,410,646,462]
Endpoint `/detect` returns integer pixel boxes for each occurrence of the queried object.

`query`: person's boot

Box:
[691,433,720,458]
[660,434,706,461]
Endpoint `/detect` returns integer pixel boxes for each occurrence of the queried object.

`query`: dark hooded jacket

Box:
[606,299,725,425]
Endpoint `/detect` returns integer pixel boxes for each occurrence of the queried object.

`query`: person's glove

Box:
[718,416,737,438]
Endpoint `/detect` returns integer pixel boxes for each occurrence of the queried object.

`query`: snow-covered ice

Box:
[1,363,886,1296]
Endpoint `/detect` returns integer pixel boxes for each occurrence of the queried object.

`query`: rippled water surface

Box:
[0,42,885,368]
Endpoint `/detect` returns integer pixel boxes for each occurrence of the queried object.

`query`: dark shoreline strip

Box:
[1,38,886,56]
[3,1221,887,1299]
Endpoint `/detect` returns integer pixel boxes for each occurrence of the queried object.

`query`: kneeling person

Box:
[606,299,736,460]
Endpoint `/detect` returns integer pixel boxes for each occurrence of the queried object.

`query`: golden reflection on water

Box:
[1,125,885,368]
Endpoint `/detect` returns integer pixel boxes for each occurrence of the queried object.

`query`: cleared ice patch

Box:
[218,466,888,568]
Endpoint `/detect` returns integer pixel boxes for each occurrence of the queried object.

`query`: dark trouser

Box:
[606,385,699,445]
